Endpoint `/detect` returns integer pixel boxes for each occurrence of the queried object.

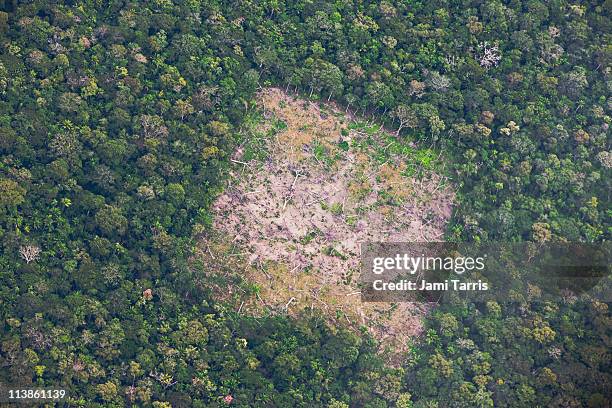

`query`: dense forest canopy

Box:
[0,0,610,407]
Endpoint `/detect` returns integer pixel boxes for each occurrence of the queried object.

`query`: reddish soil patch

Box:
[209,88,455,356]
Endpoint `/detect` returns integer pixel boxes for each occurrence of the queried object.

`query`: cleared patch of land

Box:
[206,88,454,355]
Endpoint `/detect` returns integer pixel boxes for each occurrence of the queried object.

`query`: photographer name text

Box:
[371,279,489,291]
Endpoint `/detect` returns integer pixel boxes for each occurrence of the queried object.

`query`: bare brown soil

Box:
[207,88,455,357]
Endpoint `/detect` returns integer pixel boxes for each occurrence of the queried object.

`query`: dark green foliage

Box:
[0,0,609,407]
[407,298,611,407]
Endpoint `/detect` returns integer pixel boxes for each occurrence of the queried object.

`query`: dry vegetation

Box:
[204,88,455,356]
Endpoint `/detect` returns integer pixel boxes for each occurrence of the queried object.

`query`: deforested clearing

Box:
[209,88,455,355]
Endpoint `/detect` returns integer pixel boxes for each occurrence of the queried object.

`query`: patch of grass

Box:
[347,121,362,131]
[274,119,288,131]
[241,130,269,162]
[330,202,343,215]
[323,246,347,260]
[312,140,337,167]
[236,111,273,162]
[348,178,371,201]
[342,269,353,285]
[415,148,436,168]
[377,189,401,206]
[348,120,379,135]
[313,141,327,160]
[299,229,319,245]
[384,141,439,177]
[345,215,358,227]
[349,126,442,176]
[401,165,417,178]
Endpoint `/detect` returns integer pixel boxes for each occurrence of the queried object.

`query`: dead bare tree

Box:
[140,114,169,139]
[444,54,458,69]
[19,245,41,264]
[392,104,418,135]
[477,42,501,69]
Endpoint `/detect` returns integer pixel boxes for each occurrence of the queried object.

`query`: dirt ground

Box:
[207,88,455,358]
